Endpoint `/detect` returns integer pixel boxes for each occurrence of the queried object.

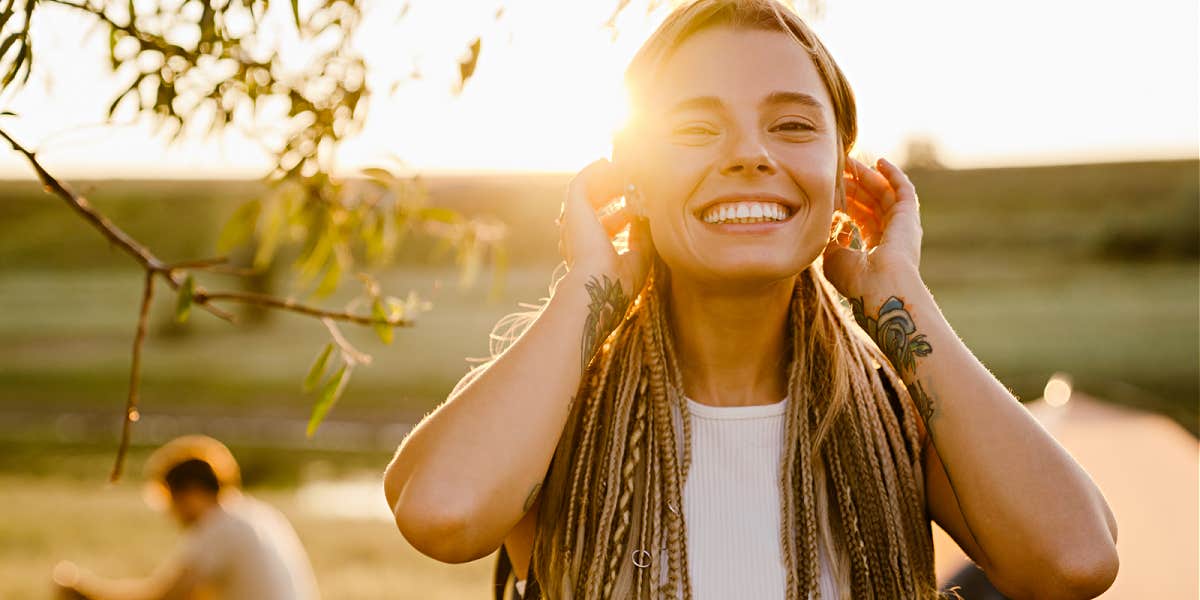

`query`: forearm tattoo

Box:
[580,274,629,374]
[851,295,936,424]
[853,294,990,566]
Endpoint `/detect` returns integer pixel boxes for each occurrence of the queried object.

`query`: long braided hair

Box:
[530,255,939,598]
[482,1,944,597]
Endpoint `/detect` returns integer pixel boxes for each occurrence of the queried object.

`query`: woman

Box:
[384,1,1119,598]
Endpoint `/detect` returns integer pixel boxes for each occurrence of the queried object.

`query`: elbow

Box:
[391,488,498,564]
[1008,544,1118,600]
[995,543,1119,600]
[1048,544,1119,599]
[384,457,497,564]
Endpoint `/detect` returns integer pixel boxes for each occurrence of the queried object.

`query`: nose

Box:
[720,131,778,176]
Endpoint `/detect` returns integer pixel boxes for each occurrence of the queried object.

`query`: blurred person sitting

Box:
[53,435,320,600]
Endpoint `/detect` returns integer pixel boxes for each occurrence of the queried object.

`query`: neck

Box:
[182,497,221,528]
[667,272,796,407]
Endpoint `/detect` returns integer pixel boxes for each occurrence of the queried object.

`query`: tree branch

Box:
[197,290,411,328]
[109,270,154,482]
[0,126,411,479]
[321,317,372,366]
[0,126,235,320]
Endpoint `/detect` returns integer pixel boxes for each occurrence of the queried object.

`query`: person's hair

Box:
[458,1,944,598]
[164,458,222,496]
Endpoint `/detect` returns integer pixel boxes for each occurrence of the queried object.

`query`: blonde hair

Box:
[469,1,945,597]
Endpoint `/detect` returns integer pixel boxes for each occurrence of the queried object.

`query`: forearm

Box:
[70,576,163,600]
[385,268,626,562]
[853,267,1118,594]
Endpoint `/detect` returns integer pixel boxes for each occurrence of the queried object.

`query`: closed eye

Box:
[675,125,717,135]
[772,121,815,132]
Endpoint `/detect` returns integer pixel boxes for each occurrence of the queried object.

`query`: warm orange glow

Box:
[0,1,1194,179]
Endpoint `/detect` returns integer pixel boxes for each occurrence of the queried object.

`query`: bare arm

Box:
[54,561,199,600]
[383,159,646,563]
[384,268,626,562]
[850,269,1119,599]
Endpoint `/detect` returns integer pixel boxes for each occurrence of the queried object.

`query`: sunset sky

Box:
[0,0,1195,179]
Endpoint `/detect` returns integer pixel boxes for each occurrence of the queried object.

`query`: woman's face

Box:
[625,27,841,286]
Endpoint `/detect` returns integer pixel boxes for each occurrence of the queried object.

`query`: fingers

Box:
[599,206,633,237]
[568,158,625,212]
[842,173,881,247]
[845,195,881,246]
[557,158,634,270]
[875,157,919,209]
[844,156,897,213]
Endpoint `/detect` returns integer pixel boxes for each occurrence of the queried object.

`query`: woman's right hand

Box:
[557,158,651,294]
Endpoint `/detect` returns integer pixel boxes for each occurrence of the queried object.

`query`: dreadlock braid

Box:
[602,343,648,597]
[522,4,952,589]
[527,253,946,599]
[642,275,692,599]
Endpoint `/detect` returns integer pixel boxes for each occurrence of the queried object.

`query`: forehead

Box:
[648,27,832,116]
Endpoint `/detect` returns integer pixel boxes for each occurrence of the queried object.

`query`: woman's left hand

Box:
[821,156,924,299]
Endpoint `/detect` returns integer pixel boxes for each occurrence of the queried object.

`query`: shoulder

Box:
[176,509,240,576]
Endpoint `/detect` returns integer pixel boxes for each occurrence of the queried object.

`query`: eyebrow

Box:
[666,91,825,115]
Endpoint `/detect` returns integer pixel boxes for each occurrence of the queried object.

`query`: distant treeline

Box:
[1,159,1196,270]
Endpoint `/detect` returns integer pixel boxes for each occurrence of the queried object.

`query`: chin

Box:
[695,254,811,286]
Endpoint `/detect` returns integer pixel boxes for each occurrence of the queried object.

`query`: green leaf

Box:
[314,255,341,298]
[253,197,285,269]
[297,224,334,281]
[372,298,393,345]
[216,200,261,254]
[385,296,405,321]
[0,35,17,63]
[307,363,348,438]
[174,275,195,323]
[361,167,396,186]
[363,211,385,263]
[303,342,334,392]
[458,37,481,88]
[0,35,21,88]
[289,0,302,30]
[417,206,461,224]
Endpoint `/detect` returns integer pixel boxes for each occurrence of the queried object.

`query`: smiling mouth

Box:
[697,200,794,225]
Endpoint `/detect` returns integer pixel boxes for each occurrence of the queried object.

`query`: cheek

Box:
[637,147,710,223]
[781,147,838,209]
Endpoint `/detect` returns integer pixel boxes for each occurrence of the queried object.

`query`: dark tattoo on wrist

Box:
[581,274,629,373]
[851,295,936,423]
[523,482,541,512]
[850,296,932,372]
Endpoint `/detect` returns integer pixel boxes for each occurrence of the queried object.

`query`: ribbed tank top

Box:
[512,395,840,599]
[681,394,839,600]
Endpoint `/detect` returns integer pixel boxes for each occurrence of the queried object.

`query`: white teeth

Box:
[699,201,791,224]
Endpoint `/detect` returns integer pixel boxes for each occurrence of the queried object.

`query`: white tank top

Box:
[681,394,839,600]
[514,395,839,599]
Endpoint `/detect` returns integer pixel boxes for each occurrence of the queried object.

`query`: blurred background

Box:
[0,0,1195,598]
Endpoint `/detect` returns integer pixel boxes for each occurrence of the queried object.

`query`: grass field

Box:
[0,473,496,600]
[0,161,1196,598]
